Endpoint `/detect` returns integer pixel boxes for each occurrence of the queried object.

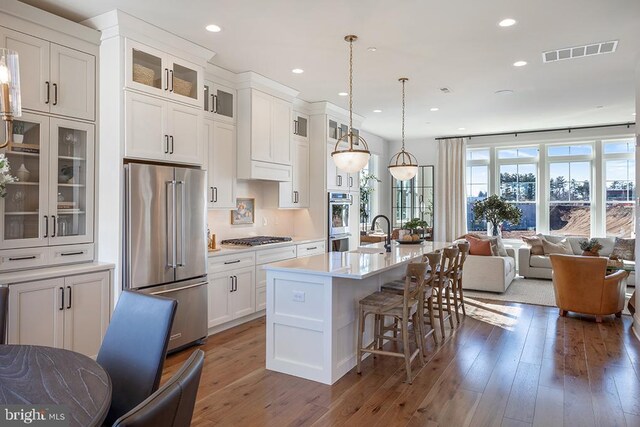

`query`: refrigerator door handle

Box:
[176,180,185,267]
[166,180,177,268]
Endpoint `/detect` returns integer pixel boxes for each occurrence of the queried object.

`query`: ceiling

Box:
[19,0,640,140]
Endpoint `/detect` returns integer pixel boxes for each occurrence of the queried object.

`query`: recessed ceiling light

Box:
[430,107,439,112]
[338,92,348,97]
[205,24,222,32]
[633,112,637,116]
[513,60,527,67]
[596,105,604,109]
[367,47,377,52]
[291,68,304,74]
[373,109,382,113]
[495,89,514,95]
[498,18,517,27]
[458,127,466,131]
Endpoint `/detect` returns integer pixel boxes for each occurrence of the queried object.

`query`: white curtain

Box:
[435,138,467,242]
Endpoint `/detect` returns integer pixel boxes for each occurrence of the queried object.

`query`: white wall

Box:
[361,130,392,220]
[388,138,439,169]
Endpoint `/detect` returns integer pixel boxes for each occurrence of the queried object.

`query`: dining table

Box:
[0,345,112,427]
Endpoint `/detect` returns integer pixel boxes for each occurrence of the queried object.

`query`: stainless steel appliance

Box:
[328,192,352,252]
[124,163,208,352]
[221,236,293,246]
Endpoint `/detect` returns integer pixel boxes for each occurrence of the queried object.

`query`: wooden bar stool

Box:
[450,241,470,324]
[431,246,458,340]
[356,262,429,383]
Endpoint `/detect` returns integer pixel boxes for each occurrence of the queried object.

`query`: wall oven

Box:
[328,192,352,252]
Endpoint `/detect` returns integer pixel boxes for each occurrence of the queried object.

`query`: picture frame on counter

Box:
[231,198,255,225]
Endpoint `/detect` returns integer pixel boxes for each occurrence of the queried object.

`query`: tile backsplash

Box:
[207,180,296,241]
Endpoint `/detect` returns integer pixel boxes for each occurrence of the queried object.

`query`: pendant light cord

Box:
[348,37,354,147]
[401,79,405,152]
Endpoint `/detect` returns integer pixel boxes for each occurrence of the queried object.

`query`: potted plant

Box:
[579,238,603,256]
[472,194,523,236]
[401,218,428,242]
[12,121,24,144]
[359,173,381,233]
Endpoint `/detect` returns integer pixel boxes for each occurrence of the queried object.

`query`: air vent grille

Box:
[542,40,618,63]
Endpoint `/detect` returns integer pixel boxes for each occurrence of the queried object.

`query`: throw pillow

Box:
[522,236,544,255]
[465,233,500,256]
[541,238,572,255]
[467,235,492,256]
[611,237,635,260]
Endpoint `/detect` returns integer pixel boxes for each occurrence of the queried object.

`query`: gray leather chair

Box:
[0,287,7,344]
[98,291,178,426]
[112,349,204,427]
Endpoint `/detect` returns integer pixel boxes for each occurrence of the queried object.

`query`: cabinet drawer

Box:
[296,241,326,258]
[250,160,292,182]
[0,248,49,272]
[255,245,296,265]
[49,244,94,265]
[209,252,255,273]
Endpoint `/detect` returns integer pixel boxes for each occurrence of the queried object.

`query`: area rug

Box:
[463,276,633,315]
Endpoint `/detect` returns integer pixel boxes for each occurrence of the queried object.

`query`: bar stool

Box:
[356,262,428,384]
[450,241,470,324]
[431,246,459,340]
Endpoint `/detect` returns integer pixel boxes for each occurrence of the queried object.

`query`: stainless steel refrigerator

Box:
[124,163,208,352]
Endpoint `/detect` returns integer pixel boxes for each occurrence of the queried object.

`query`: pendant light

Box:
[388,77,418,181]
[0,48,21,149]
[331,35,371,173]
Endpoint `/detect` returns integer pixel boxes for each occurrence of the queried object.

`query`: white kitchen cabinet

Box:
[124,90,203,165]
[279,139,309,208]
[0,27,95,121]
[0,113,95,252]
[204,81,235,123]
[7,270,111,358]
[292,111,309,142]
[125,39,202,108]
[207,266,255,328]
[326,142,354,192]
[204,119,236,209]
[237,88,292,181]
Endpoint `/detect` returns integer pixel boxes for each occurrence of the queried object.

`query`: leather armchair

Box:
[550,254,628,322]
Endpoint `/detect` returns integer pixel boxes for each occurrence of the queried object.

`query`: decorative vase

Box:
[15,164,30,182]
[13,134,23,144]
[490,222,502,237]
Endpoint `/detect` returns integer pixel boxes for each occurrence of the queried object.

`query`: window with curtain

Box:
[466,149,490,232]
[497,147,538,238]
[603,140,635,237]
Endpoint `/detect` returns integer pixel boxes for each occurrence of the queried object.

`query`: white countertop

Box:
[208,236,325,257]
[0,262,116,285]
[263,241,452,279]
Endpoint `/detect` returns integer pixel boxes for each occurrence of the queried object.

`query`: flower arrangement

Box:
[579,238,602,256]
[0,155,16,198]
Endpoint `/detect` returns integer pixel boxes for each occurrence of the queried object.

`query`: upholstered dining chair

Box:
[0,287,8,344]
[550,254,628,322]
[112,349,205,427]
[98,291,178,426]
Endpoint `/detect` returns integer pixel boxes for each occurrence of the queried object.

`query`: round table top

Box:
[0,345,111,427]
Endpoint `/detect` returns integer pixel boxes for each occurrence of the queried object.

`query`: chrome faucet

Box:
[370,214,392,252]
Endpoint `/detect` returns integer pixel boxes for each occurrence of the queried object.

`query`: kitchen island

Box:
[263,240,451,385]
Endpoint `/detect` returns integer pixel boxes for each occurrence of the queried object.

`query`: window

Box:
[391,166,435,238]
[466,149,489,232]
[465,136,635,239]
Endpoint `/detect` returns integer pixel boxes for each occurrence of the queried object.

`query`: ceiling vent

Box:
[543,40,618,63]
[439,87,451,94]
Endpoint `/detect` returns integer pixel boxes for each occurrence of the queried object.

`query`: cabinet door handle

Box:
[59,287,64,311]
[169,70,174,92]
[224,259,240,265]
[43,215,48,238]
[210,94,215,112]
[349,177,353,187]
[52,83,58,106]
[51,215,56,238]
[164,69,169,90]
[213,94,218,113]
[45,81,50,104]
[169,135,174,154]
[164,135,169,153]
[234,276,238,292]
[8,255,37,261]
[213,187,217,203]
[66,286,72,309]
[306,247,317,251]
[60,251,84,257]
[336,176,340,187]
[210,187,214,203]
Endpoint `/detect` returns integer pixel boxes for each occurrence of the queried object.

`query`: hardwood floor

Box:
[163,299,640,427]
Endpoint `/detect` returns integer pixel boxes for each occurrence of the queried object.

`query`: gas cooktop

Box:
[220,236,293,247]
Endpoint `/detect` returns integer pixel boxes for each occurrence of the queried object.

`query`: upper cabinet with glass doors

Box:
[125,39,203,108]
[204,81,235,123]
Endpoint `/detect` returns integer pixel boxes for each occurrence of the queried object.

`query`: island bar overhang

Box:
[264,241,452,385]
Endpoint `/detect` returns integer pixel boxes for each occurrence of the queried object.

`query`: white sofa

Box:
[518,235,635,286]
[462,248,517,293]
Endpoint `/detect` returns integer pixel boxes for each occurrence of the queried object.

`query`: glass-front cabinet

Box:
[392,165,435,240]
[204,81,235,123]
[126,39,202,108]
[292,112,308,141]
[0,113,94,249]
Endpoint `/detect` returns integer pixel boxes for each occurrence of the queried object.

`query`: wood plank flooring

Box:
[163,298,640,427]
